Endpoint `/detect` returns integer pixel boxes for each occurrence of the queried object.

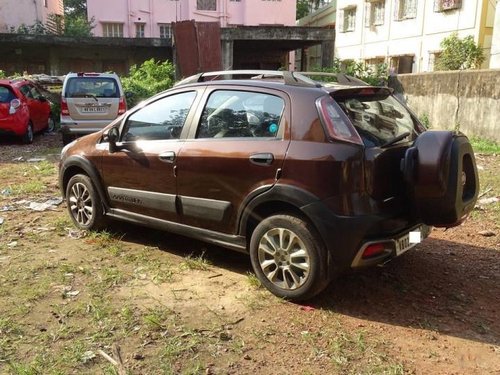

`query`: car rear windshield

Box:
[65,77,120,98]
[332,88,419,147]
[0,86,16,103]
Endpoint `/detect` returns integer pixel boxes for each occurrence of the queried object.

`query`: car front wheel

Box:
[249,214,328,301]
[66,174,105,230]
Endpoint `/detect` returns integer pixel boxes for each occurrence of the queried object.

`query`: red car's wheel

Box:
[22,121,34,144]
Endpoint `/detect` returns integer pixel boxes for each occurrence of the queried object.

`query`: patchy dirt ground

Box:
[0,133,499,375]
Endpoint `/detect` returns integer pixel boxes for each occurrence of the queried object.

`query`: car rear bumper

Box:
[0,119,25,136]
[60,118,113,135]
[301,199,427,275]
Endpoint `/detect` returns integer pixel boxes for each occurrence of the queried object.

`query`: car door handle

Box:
[159,151,176,163]
[249,153,274,166]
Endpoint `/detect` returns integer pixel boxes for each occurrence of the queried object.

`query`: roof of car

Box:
[176,70,368,86]
[0,78,32,87]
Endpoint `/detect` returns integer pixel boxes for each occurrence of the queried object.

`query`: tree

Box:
[63,0,95,37]
[296,0,310,19]
[121,59,176,107]
[436,33,484,71]
[309,58,388,86]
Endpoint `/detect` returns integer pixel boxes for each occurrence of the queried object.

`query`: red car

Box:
[0,78,54,144]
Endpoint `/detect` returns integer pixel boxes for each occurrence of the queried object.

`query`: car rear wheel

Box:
[22,122,33,144]
[47,115,56,133]
[249,214,328,301]
[66,174,105,231]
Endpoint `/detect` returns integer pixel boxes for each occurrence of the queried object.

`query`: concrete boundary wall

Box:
[398,70,500,142]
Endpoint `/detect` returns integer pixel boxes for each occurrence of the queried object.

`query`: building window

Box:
[434,0,461,12]
[390,55,414,74]
[338,7,357,33]
[102,23,124,37]
[365,0,385,27]
[428,51,442,71]
[44,0,48,7]
[197,0,216,10]
[135,23,145,38]
[159,24,171,39]
[394,0,417,21]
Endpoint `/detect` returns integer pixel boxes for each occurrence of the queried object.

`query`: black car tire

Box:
[47,115,56,133]
[66,174,106,231]
[22,122,34,144]
[250,214,328,301]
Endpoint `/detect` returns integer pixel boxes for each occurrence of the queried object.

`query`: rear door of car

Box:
[18,83,46,130]
[64,75,120,121]
[175,86,291,234]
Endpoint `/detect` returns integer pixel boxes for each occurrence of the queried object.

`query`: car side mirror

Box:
[106,127,120,153]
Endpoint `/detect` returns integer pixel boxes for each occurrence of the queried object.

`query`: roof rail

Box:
[297,72,369,86]
[175,70,322,88]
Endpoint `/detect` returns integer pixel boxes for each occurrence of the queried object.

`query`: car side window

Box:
[19,85,33,99]
[122,91,196,141]
[197,90,284,139]
[0,86,16,103]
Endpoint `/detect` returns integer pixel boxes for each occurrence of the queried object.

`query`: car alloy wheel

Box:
[66,174,105,230]
[47,116,56,132]
[250,214,328,301]
[257,227,310,290]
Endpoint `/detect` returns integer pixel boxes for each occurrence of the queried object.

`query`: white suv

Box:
[60,72,127,144]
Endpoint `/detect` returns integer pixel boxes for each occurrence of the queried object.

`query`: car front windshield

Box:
[334,89,418,147]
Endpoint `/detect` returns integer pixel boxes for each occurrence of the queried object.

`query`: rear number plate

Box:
[82,107,105,113]
[396,226,428,256]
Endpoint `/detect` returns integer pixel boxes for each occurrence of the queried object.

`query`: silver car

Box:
[60,72,127,144]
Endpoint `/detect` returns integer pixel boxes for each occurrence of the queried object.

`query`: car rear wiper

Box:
[380,131,411,148]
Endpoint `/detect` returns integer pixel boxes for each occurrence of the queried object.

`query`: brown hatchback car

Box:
[59,70,479,301]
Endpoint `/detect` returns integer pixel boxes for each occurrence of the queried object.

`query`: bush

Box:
[436,33,484,71]
[121,59,175,108]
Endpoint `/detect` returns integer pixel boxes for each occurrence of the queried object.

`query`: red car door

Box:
[18,83,49,131]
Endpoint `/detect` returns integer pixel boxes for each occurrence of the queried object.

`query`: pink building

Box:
[0,0,63,33]
[87,0,297,38]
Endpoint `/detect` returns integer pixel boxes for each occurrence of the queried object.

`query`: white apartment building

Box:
[335,0,496,73]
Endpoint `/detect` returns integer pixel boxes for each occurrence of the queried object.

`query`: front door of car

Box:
[99,90,200,222]
[175,88,291,234]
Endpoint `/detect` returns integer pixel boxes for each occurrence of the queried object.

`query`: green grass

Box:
[180,252,211,271]
[471,137,500,154]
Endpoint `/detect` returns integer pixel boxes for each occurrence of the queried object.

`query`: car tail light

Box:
[9,98,21,114]
[61,97,69,115]
[361,243,385,259]
[118,96,127,115]
[317,96,363,145]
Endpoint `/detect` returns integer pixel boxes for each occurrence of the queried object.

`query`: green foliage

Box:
[121,59,176,107]
[436,33,484,71]
[0,70,5,79]
[419,113,431,129]
[10,21,48,35]
[296,0,310,19]
[64,16,95,37]
[470,137,500,154]
[310,58,388,86]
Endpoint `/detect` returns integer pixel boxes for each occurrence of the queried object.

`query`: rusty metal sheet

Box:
[196,22,222,72]
[173,20,222,77]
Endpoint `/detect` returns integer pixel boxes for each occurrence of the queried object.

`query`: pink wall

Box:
[87,0,297,37]
[0,0,63,33]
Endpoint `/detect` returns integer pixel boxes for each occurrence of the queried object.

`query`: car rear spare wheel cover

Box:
[69,182,94,226]
[257,227,310,290]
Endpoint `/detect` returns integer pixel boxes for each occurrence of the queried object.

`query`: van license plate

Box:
[82,107,105,113]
